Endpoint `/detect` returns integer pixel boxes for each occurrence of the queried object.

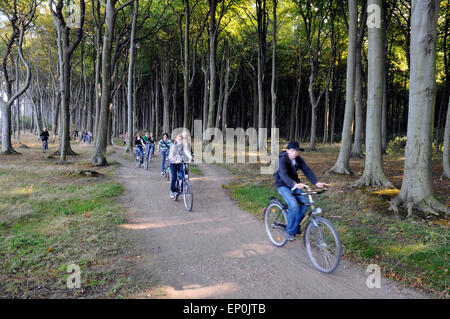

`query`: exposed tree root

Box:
[390,195,449,219]
[350,150,365,158]
[91,152,108,166]
[352,174,394,188]
[51,147,78,156]
[1,146,20,155]
[328,163,353,175]
[68,170,104,178]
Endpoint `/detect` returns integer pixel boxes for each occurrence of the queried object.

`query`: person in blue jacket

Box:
[273,141,326,241]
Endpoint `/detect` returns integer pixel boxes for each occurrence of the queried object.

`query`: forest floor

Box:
[0,134,448,298]
[0,133,153,298]
[216,141,449,298]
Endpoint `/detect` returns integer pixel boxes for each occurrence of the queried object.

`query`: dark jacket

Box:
[135,138,145,147]
[40,131,49,141]
[273,151,318,189]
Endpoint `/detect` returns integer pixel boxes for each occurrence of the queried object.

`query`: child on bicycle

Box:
[143,132,155,160]
[158,133,172,176]
[135,134,145,163]
[168,134,193,199]
[273,141,326,241]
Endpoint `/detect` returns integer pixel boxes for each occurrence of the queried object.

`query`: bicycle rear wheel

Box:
[305,216,341,274]
[135,154,141,168]
[264,201,288,247]
[183,179,193,212]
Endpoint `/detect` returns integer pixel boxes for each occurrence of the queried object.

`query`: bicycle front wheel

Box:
[305,216,341,274]
[183,180,193,212]
[264,201,288,247]
[144,156,148,170]
[135,155,140,168]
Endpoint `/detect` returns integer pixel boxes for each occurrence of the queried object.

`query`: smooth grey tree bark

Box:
[353,0,393,187]
[91,0,134,165]
[329,0,358,174]
[125,0,138,154]
[1,24,32,154]
[271,0,277,131]
[391,0,448,217]
[351,0,368,158]
[50,0,85,163]
[443,96,450,178]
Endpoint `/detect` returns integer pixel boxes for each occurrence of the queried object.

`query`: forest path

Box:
[112,150,426,299]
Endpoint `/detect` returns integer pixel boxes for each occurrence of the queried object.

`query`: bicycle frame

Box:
[291,187,325,229]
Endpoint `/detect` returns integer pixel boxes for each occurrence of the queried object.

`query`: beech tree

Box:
[391,0,448,217]
[353,0,392,187]
[0,0,36,154]
[329,0,357,174]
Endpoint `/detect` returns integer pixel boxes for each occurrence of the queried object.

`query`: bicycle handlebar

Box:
[291,186,328,195]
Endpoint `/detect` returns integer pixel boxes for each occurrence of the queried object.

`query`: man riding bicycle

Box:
[274,141,326,241]
[40,128,49,153]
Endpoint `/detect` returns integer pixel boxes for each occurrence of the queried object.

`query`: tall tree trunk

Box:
[125,0,138,153]
[155,65,160,138]
[354,0,392,187]
[256,0,268,150]
[351,46,365,157]
[91,0,117,165]
[443,97,450,178]
[161,57,171,134]
[201,55,209,133]
[329,0,357,174]
[206,0,217,133]
[391,0,448,216]
[271,0,277,131]
[183,0,190,129]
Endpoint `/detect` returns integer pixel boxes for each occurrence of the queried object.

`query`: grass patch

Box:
[189,163,203,176]
[0,133,150,298]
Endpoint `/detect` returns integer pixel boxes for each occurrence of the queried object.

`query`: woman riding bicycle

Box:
[273,141,326,241]
[168,134,192,199]
[135,134,145,163]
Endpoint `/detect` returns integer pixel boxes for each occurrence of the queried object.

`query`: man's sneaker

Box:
[160,172,164,176]
[170,191,175,199]
[285,232,295,241]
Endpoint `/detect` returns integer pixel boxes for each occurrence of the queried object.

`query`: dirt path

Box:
[113,151,427,299]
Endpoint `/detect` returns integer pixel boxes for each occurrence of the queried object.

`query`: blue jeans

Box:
[42,140,48,152]
[145,144,154,158]
[170,163,184,192]
[161,150,169,172]
[277,186,309,236]
[136,146,144,161]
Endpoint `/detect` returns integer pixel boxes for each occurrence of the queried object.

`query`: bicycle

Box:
[264,186,341,274]
[144,144,153,171]
[163,154,171,181]
[135,147,144,168]
[172,162,193,212]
